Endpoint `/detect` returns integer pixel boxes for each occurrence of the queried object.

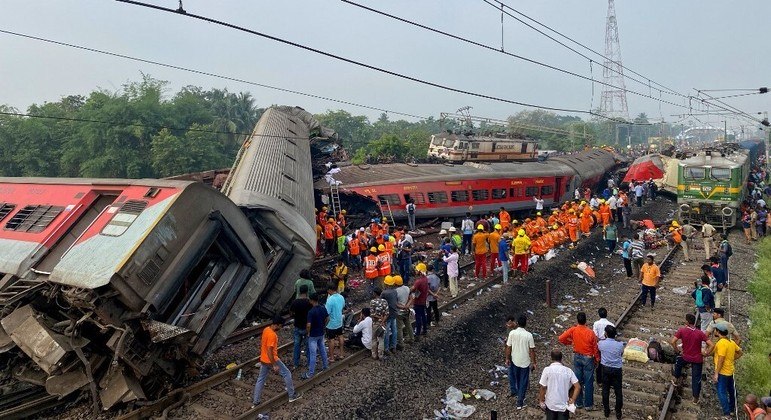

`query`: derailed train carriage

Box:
[0,106,322,411]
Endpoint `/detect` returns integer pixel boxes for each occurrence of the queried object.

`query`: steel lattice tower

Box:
[599,0,629,121]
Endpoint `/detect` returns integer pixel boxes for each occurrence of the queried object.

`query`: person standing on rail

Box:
[639,255,660,309]
[538,349,581,419]
[302,293,329,379]
[252,315,301,406]
[701,221,717,259]
[506,314,536,410]
[461,212,474,256]
[709,257,727,309]
[670,313,712,404]
[512,229,531,277]
[443,245,460,298]
[325,284,345,362]
[473,225,490,279]
[405,199,417,232]
[489,224,502,273]
[558,312,599,411]
[705,308,741,345]
[598,325,625,420]
[290,285,312,369]
[711,324,743,417]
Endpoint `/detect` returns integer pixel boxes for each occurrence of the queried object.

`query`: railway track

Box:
[576,245,703,419]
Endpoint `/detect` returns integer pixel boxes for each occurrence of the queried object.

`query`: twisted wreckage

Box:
[0,107,338,412]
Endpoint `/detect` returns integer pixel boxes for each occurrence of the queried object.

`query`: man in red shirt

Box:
[252,316,301,406]
[409,266,430,338]
[558,312,599,410]
[670,313,713,403]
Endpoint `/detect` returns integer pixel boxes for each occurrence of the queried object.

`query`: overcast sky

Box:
[1,1,769,131]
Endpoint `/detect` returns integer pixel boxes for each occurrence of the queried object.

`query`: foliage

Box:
[736,237,771,397]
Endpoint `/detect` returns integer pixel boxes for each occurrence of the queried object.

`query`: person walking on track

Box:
[252,316,301,406]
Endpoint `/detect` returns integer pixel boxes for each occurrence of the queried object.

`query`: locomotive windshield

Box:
[684,166,706,179]
[710,168,731,181]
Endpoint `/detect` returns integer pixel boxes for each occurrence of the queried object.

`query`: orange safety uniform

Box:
[335,224,343,238]
[598,204,611,226]
[370,222,380,236]
[568,215,579,243]
[380,222,390,235]
[364,254,379,279]
[535,216,547,230]
[377,252,392,276]
[384,240,394,255]
[499,210,511,230]
[324,222,335,240]
[337,213,346,227]
[580,207,593,234]
[488,230,501,271]
[318,210,327,226]
[349,237,361,256]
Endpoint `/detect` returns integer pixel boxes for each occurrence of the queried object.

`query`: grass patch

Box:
[737,237,771,397]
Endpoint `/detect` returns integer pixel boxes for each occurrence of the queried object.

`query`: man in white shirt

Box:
[345,308,372,350]
[634,183,644,207]
[539,349,581,419]
[701,222,716,259]
[592,308,615,339]
[607,196,618,221]
[534,195,545,212]
[506,314,537,410]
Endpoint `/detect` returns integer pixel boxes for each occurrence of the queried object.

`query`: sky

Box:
[1,0,769,132]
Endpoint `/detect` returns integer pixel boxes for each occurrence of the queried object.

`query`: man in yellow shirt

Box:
[711,324,742,416]
[472,225,490,279]
[639,254,660,309]
[333,258,349,293]
[512,229,531,275]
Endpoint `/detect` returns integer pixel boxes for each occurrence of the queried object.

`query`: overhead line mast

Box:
[599,0,629,121]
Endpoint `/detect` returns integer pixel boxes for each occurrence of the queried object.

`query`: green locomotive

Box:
[677,144,751,228]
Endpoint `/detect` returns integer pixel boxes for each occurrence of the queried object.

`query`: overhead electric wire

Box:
[340,0,691,111]
[695,90,764,124]
[114,0,604,118]
[696,91,765,101]
[489,0,686,98]
[0,29,428,121]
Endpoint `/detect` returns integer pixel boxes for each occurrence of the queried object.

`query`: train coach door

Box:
[553,177,564,201]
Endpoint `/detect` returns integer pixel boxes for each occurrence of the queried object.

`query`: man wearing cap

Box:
[380,276,399,355]
[513,229,531,276]
[705,308,741,344]
[473,224,490,279]
[394,275,414,347]
[711,324,742,417]
[449,226,462,249]
[489,224,502,273]
[377,244,392,282]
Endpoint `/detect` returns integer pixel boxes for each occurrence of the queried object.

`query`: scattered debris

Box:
[472,389,496,400]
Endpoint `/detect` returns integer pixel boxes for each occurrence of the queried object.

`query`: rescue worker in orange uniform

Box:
[598,200,612,227]
[580,203,593,236]
[324,218,336,255]
[499,207,511,231]
[318,206,328,226]
[377,244,392,278]
[472,225,490,279]
[348,232,361,270]
[547,210,559,226]
[337,210,347,228]
[364,247,379,292]
[488,224,502,272]
[567,209,579,246]
[535,212,547,231]
[380,217,390,235]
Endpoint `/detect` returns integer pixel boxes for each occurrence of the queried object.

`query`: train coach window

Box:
[404,193,425,205]
[710,168,731,181]
[684,167,706,179]
[5,205,64,233]
[101,200,148,236]
[427,191,448,204]
[377,194,401,206]
[525,187,539,197]
[470,142,480,149]
[0,203,16,222]
[451,190,469,202]
[540,186,554,196]
[472,189,489,201]
[492,188,507,199]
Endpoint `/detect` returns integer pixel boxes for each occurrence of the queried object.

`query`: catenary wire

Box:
[340,0,691,111]
[0,29,428,121]
[491,0,686,98]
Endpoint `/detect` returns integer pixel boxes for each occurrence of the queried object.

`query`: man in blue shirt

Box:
[499,233,511,284]
[598,325,625,419]
[303,293,329,379]
[325,284,345,361]
[620,235,632,278]
[691,277,715,331]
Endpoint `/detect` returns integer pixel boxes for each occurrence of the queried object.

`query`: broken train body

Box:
[0,106,321,410]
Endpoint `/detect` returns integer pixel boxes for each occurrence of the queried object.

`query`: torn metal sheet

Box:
[45,369,90,397]
[99,368,146,409]
[141,319,192,343]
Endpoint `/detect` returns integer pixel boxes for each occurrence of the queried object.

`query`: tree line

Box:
[0,76,688,178]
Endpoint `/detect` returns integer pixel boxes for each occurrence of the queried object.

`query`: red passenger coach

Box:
[318,149,617,219]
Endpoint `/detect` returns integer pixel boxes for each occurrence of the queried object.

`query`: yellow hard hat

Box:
[552,224,559,230]
[569,209,575,214]
[382,217,387,221]
[669,227,675,231]
[518,229,526,236]
[477,224,484,230]
[581,201,586,205]
[600,199,606,203]
[494,224,502,230]
[378,244,385,251]
[394,275,403,286]
[415,262,427,274]
[384,275,395,286]
[537,212,542,216]
[341,210,347,214]
[512,219,519,224]
[553,210,558,214]
[671,221,680,227]
[370,247,377,253]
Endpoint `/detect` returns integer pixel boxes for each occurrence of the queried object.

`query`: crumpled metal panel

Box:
[5,307,71,374]
[99,368,146,409]
[141,319,192,343]
[45,369,90,397]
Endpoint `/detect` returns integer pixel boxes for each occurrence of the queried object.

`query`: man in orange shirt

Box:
[639,254,661,308]
[499,207,511,231]
[472,225,489,278]
[558,312,599,410]
[488,224,502,272]
[252,316,301,406]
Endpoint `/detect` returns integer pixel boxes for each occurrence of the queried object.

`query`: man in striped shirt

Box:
[629,234,646,278]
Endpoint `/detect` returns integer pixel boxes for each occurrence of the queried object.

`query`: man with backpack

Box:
[692,277,715,331]
[405,199,416,232]
[718,234,732,274]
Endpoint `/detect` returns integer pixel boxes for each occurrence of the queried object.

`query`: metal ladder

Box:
[330,183,342,217]
[379,198,396,226]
